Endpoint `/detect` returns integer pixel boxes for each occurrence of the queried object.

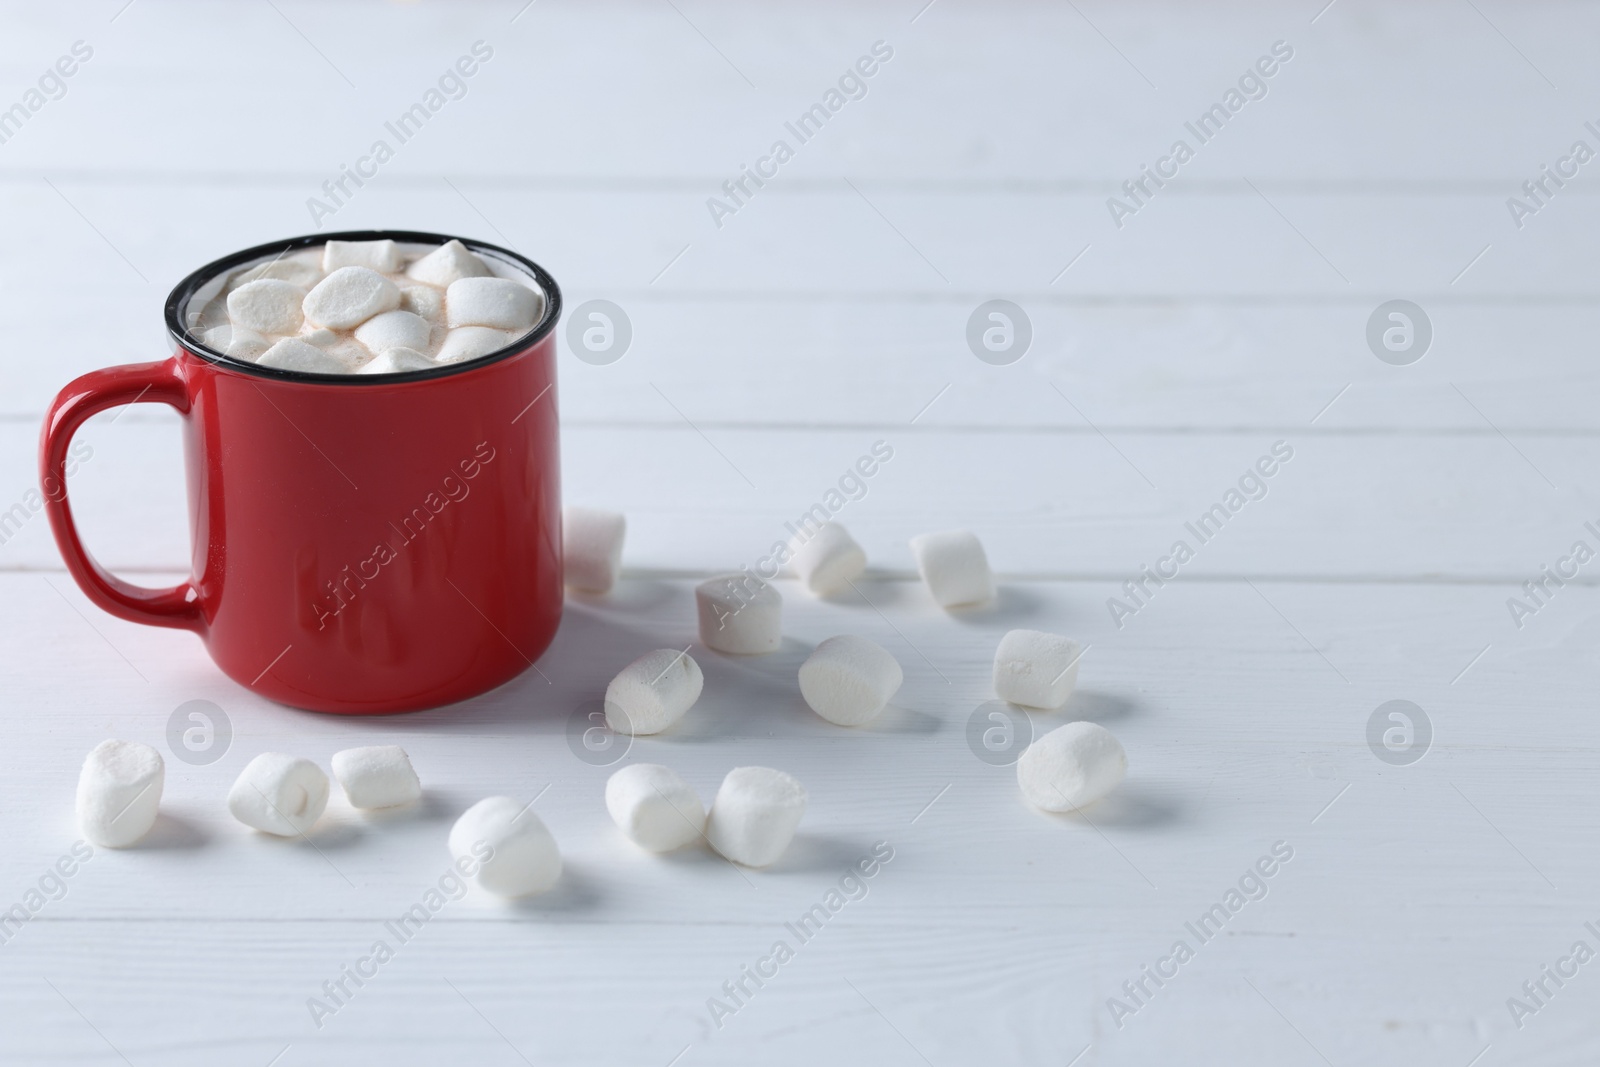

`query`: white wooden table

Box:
[2,1,1596,1063]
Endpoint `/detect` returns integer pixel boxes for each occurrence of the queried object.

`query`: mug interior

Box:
[164,230,562,387]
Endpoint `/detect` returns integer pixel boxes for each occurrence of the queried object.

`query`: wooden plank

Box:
[4,178,1599,429]
[0,572,1586,1063]
[3,418,1590,579]
[2,179,1590,305]
[0,0,1592,184]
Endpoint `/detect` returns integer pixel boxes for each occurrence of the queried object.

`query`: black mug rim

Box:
[164,229,562,386]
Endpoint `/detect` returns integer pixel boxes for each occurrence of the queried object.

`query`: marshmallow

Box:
[798,635,903,726]
[400,285,444,321]
[257,337,349,375]
[76,740,164,848]
[298,327,339,347]
[705,767,807,867]
[993,629,1082,710]
[436,326,514,363]
[303,266,401,330]
[909,529,995,608]
[234,255,323,289]
[331,745,421,809]
[605,764,704,852]
[407,239,492,287]
[322,238,402,274]
[202,324,270,360]
[789,522,867,596]
[323,338,373,367]
[1017,722,1126,812]
[563,506,625,592]
[446,277,542,332]
[227,279,305,335]
[354,309,432,354]
[604,648,703,736]
[449,796,561,897]
[227,753,330,836]
[357,347,436,375]
[696,575,782,655]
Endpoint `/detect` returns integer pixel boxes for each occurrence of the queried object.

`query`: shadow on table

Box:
[132,811,210,851]
[354,790,455,826]
[563,579,681,614]
[859,702,941,735]
[322,593,699,736]
[504,861,604,915]
[645,832,877,878]
[769,831,883,874]
[1059,781,1181,831]
[1063,688,1136,723]
[942,584,1053,627]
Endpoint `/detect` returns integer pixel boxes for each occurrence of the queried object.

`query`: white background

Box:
[1,1,1596,1064]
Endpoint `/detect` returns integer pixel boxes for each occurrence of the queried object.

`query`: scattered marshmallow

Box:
[563,506,625,593]
[76,740,163,848]
[446,277,541,332]
[909,529,995,608]
[407,238,492,287]
[449,796,561,897]
[400,285,444,321]
[604,648,703,736]
[257,337,349,375]
[302,266,401,330]
[993,629,1082,710]
[357,347,436,375]
[696,575,782,654]
[789,522,867,596]
[299,327,339,347]
[705,767,807,868]
[331,745,421,809]
[605,764,705,852]
[436,326,513,363]
[322,238,402,274]
[227,279,306,335]
[227,753,330,836]
[354,309,432,354]
[1017,722,1126,812]
[798,635,903,726]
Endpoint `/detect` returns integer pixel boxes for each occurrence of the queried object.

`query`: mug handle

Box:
[39,358,205,633]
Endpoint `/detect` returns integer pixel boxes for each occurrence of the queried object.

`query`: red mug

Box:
[39,230,563,713]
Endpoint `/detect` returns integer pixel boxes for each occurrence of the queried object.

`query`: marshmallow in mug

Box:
[188,239,546,376]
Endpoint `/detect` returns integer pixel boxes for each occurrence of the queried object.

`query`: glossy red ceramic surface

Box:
[39,232,562,713]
